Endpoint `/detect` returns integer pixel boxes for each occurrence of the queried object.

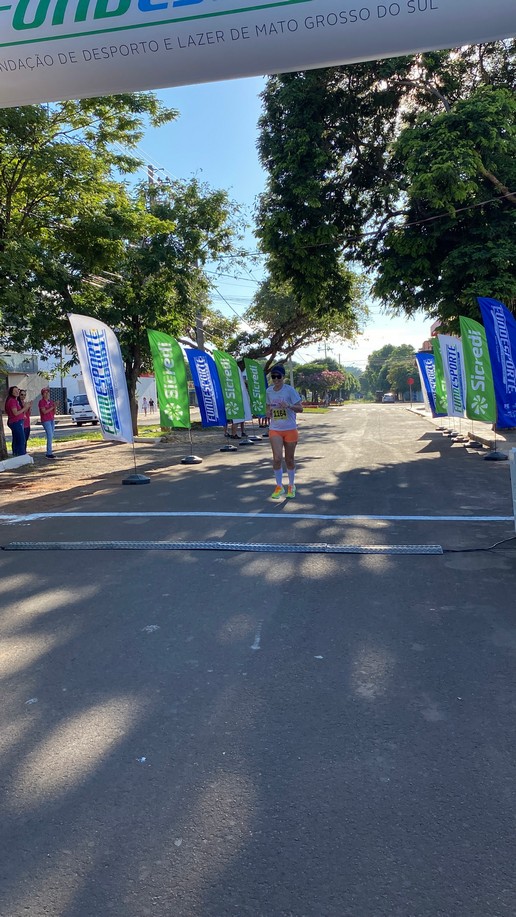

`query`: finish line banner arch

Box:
[0,0,514,107]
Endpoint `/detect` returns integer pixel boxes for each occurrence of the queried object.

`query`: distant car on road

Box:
[382,393,396,403]
[70,394,99,426]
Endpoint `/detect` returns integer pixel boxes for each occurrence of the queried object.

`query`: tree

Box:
[0,95,177,355]
[371,84,516,329]
[67,179,242,431]
[342,371,360,399]
[256,43,516,330]
[229,275,367,369]
[256,62,413,321]
[293,360,347,401]
[386,361,421,399]
[0,357,9,460]
[0,101,243,432]
[362,344,418,397]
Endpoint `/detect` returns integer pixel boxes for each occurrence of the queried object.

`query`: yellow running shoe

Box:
[286,485,296,499]
[271,485,285,500]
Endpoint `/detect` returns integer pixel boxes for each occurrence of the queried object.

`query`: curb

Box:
[0,454,34,472]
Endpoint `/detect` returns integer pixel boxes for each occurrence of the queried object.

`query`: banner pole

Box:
[123,440,151,485]
[181,426,202,465]
[466,419,483,449]
[484,417,508,462]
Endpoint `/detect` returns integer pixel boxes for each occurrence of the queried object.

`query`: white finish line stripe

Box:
[0,511,514,523]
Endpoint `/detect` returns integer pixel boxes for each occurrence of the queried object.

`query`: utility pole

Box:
[194,259,205,351]
[196,312,205,351]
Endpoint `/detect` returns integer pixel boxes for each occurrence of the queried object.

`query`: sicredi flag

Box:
[0,0,514,107]
[244,358,267,417]
[147,329,190,429]
[212,350,245,421]
[459,316,496,425]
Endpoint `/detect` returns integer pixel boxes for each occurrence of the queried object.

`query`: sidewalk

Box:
[408,405,516,453]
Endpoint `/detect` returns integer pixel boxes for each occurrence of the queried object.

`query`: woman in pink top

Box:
[4,385,31,456]
[38,387,56,458]
[18,389,32,448]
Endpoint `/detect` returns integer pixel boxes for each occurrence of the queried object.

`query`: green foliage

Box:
[230,274,367,367]
[256,43,516,330]
[386,361,420,396]
[0,101,243,431]
[362,344,419,396]
[67,178,242,429]
[293,360,348,400]
[372,83,516,327]
[0,95,177,355]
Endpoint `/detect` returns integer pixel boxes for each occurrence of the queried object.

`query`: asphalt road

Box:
[1,404,516,917]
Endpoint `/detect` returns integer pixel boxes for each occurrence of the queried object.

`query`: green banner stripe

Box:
[244,358,267,416]
[459,316,497,424]
[147,329,190,429]
[213,350,245,420]
[432,338,448,416]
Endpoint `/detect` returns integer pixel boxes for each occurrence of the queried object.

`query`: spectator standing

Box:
[38,387,56,458]
[149,397,155,412]
[18,390,31,448]
[142,397,148,417]
[4,385,30,456]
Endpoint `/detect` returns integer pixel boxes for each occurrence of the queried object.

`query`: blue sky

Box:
[134,76,431,370]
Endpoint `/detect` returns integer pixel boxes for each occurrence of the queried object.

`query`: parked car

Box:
[382,393,396,403]
[70,394,99,426]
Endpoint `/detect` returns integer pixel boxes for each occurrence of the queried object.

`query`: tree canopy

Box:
[256,42,516,332]
[372,83,516,328]
[293,357,358,401]
[0,95,177,353]
[0,97,244,433]
[361,344,420,398]
[229,274,367,369]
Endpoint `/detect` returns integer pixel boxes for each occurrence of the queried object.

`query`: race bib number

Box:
[272,408,287,420]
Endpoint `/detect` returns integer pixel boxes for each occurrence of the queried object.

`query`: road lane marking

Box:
[0,512,513,523]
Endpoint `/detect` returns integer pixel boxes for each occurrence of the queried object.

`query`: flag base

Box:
[466,441,483,449]
[220,444,238,452]
[181,455,203,464]
[484,450,508,461]
[122,473,150,485]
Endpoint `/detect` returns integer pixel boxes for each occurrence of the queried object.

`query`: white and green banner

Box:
[147,329,190,429]
[432,338,448,416]
[244,359,267,417]
[437,334,466,419]
[213,350,245,421]
[0,0,514,108]
[459,316,496,424]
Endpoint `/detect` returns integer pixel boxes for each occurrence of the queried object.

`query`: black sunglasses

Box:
[271,374,282,379]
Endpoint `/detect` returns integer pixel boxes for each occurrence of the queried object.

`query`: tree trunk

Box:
[126,358,141,436]
[0,414,8,461]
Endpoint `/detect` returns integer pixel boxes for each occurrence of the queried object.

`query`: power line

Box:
[212,188,516,259]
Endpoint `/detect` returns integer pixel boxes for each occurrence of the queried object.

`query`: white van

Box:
[70,394,99,426]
